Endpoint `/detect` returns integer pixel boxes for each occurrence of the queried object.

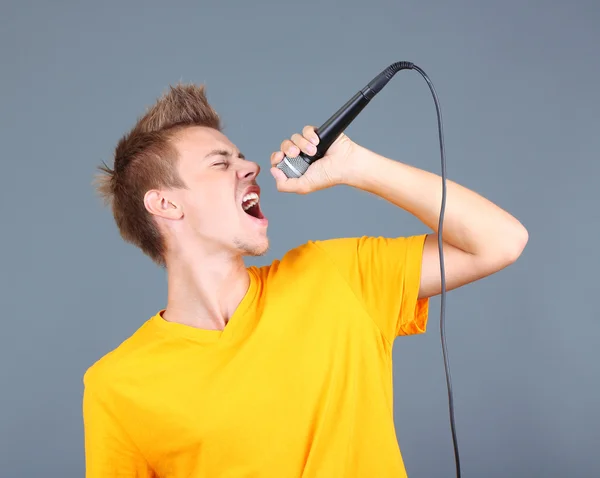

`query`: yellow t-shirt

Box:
[83,235,429,477]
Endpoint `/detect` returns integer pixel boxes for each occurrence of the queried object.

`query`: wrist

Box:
[339,144,387,189]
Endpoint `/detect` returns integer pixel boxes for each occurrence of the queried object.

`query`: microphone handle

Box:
[311,90,370,162]
[275,61,414,179]
[275,91,370,179]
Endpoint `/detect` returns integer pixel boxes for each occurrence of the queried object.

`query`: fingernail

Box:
[307,144,316,154]
[311,136,319,146]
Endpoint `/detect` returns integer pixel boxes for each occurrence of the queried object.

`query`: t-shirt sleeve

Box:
[312,234,430,344]
[82,374,155,478]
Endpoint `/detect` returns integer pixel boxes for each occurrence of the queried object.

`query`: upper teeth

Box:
[242,192,259,210]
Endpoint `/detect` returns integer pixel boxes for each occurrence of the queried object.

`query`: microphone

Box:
[276,61,414,179]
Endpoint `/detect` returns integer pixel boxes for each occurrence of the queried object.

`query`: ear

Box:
[144,189,183,220]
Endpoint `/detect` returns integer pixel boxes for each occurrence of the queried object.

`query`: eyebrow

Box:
[204,149,245,160]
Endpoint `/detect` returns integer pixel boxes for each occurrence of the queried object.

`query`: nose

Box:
[237,160,260,181]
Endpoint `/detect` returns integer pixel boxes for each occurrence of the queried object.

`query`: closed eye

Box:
[205,149,245,164]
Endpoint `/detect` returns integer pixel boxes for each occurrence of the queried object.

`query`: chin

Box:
[235,236,270,257]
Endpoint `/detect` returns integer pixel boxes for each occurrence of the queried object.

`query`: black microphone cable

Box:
[412,63,460,478]
[384,62,460,478]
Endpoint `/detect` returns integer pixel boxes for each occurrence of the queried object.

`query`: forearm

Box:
[343,145,528,259]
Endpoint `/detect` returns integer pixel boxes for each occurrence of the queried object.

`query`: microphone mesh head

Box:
[276,155,310,179]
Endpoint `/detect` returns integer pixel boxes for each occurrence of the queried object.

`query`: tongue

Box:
[245,203,260,218]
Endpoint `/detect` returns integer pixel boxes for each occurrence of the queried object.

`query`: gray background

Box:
[1,0,598,477]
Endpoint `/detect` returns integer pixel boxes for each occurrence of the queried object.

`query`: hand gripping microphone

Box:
[275,61,414,179]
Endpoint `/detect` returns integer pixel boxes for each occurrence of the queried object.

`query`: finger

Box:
[270,167,294,192]
[270,167,311,194]
[280,139,300,158]
[302,125,320,146]
[270,151,284,167]
[291,133,317,157]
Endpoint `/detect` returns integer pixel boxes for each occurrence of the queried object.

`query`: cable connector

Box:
[361,61,414,99]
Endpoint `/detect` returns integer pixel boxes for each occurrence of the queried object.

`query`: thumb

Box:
[270,167,308,194]
[270,167,294,192]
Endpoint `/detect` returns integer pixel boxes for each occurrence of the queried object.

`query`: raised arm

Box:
[270,127,528,299]
[341,146,528,298]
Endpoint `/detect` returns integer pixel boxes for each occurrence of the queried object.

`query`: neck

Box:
[162,248,250,331]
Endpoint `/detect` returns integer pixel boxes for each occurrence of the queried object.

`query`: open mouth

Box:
[241,192,264,219]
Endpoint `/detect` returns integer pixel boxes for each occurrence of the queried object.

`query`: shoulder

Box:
[257,235,426,278]
[249,240,345,295]
[270,236,378,265]
[254,240,325,275]
[284,235,427,269]
[82,318,156,393]
[254,238,342,280]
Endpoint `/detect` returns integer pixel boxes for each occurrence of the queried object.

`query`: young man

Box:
[84,84,527,477]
